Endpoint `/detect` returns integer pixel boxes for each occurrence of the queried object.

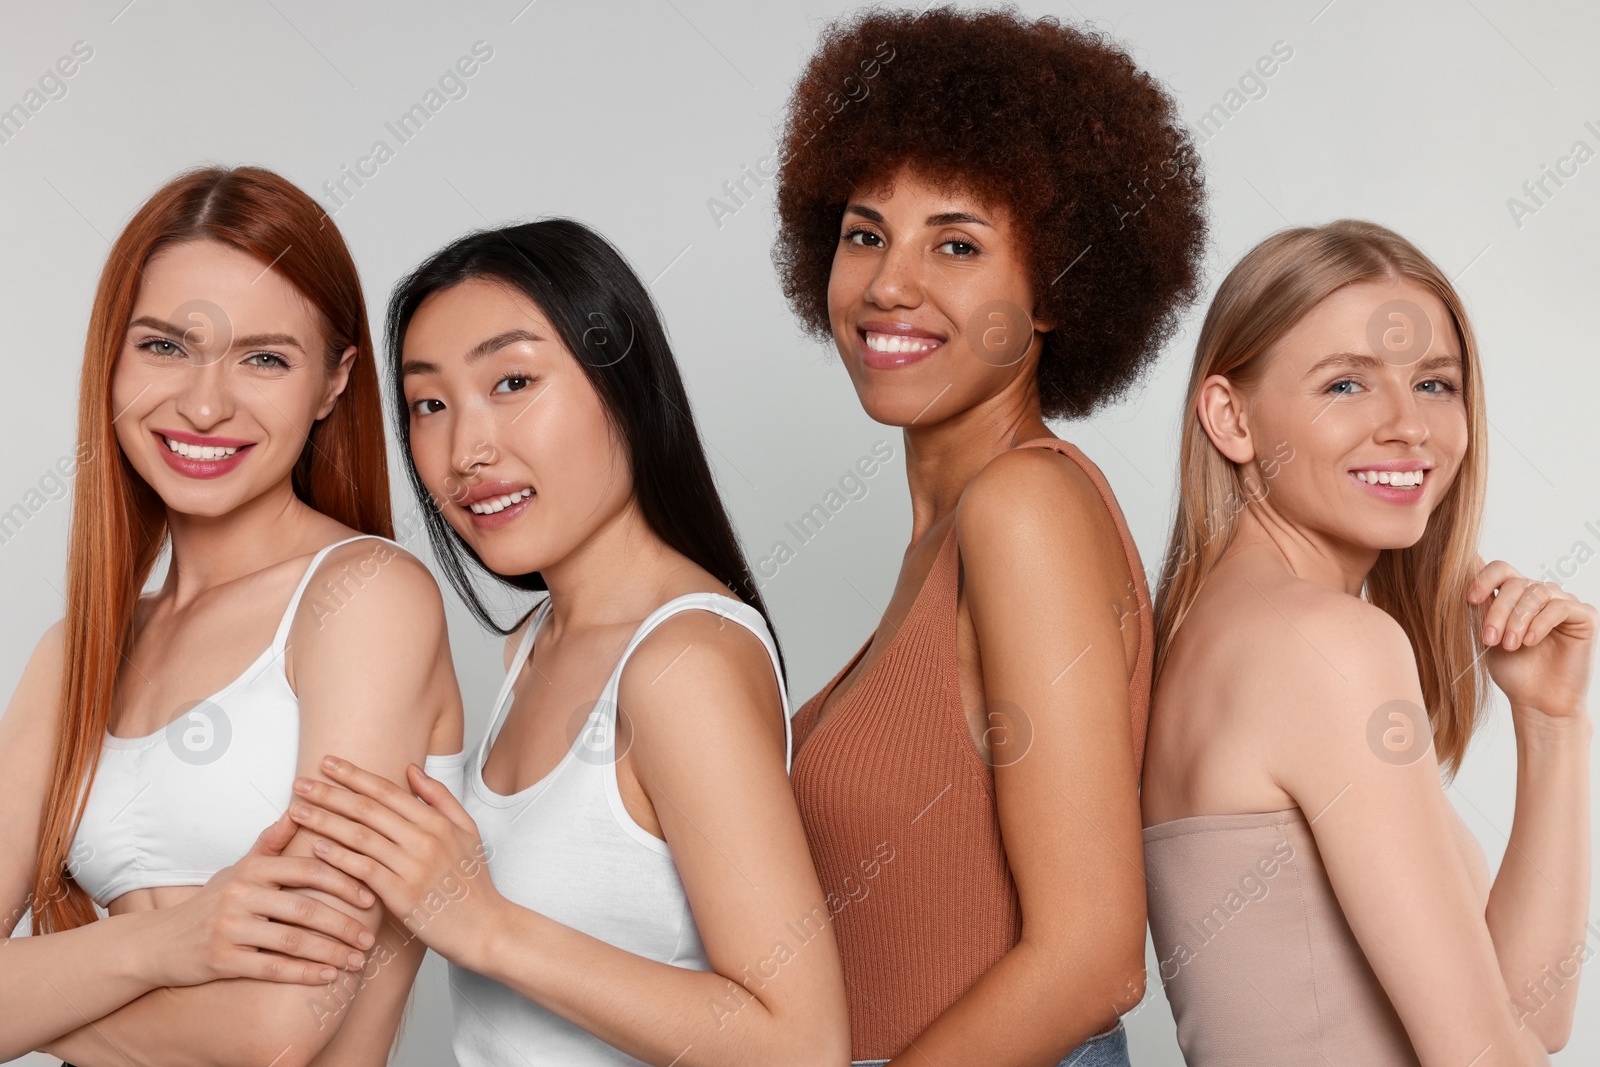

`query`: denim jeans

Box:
[851,1018,1130,1066]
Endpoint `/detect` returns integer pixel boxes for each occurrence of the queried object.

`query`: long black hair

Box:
[385,218,785,680]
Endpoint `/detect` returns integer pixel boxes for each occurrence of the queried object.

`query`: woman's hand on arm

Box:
[1274,595,1552,1067]
[1468,557,1594,1050]
[294,607,851,1067]
[40,542,461,1067]
[884,448,1148,1066]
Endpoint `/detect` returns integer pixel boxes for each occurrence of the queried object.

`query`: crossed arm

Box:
[33,545,462,1067]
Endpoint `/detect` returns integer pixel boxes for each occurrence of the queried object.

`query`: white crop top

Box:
[68,534,469,908]
[449,592,791,1067]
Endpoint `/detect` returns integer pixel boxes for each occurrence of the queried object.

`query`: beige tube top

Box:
[1142,806,1481,1064]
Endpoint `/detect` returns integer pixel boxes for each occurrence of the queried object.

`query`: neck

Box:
[1228,505,1380,597]
[901,373,1050,543]
[160,480,331,606]
[536,497,698,636]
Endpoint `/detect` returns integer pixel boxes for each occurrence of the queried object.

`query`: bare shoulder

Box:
[2,617,68,730]
[1210,566,1422,774]
[617,603,784,758]
[292,538,446,644]
[956,442,1125,607]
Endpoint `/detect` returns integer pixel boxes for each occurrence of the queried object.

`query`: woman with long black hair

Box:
[284,218,849,1066]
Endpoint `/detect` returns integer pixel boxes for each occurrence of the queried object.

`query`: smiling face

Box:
[399,277,631,578]
[825,165,1051,427]
[1203,277,1470,556]
[110,239,354,519]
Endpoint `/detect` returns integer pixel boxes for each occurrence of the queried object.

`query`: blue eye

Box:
[1328,378,1360,394]
[1418,379,1458,394]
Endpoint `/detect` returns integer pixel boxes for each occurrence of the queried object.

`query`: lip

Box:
[1348,460,1432,472]
[455,479,533,506]
[856,320,946,370]
[452,479,535,530]
[1347,462,1433,505]
[156,428,255,448]
[152,435,251,483]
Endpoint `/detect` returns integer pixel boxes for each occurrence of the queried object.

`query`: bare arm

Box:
[883,448,1148,1065]
[44,542,461,1067]
[1274,595,1556,1067]
[294,605,850,1067]
[1471,560,1594,1049]
[0,620,175,1061]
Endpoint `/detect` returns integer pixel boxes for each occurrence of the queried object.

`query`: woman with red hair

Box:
[0,165,466,1066]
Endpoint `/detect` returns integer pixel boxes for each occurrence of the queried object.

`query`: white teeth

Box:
[469,487,533,515]
[1354,469,1425,487]
[864,331,940,354]
[164,436,239,460]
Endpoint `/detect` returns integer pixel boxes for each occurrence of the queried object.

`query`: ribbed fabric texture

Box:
[790,437,1154,1060]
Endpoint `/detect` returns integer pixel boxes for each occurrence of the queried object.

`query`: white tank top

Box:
[448,592,792,1067]
[68,534,470,907]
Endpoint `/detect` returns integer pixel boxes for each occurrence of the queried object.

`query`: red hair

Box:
[32,166,392,933]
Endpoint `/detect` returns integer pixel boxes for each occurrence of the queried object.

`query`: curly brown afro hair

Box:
[773,4,1209,420]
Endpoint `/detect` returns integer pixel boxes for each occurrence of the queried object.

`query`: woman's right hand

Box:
[149,810,379,987]
[1468,554,1597,722]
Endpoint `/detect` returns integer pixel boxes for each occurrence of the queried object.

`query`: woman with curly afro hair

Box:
[776,6,1206,1066]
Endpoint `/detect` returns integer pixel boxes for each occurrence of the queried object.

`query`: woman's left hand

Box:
[1468,554,1597,722]
[287,755,501,967]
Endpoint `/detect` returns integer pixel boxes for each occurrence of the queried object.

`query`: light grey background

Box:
[2,1,1596,1064]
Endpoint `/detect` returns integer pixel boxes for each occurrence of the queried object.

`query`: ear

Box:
[1195,373,1256,466]
[315,345,359,421]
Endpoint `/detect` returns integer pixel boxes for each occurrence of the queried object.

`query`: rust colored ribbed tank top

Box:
[790,437,1153,1060]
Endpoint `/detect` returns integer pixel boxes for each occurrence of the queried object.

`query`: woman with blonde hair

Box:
[1142,219,1593,1065]
[0,165,466,1066]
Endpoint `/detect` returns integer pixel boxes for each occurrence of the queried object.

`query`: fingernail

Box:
[321,967,337,982]
[1484,626,1497,645]
[359,888,374,906]
[324,756,341,771]
[293,780,311,794]
[291,804,311,819]
[359,930,374,947]
[316,840,331,854]
[348,951,364,969]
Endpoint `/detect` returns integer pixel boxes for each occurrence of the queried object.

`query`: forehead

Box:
[848,165,1013,227]
[135,239,320,328]
[406,277,553,343]
[1276,277,1460,364]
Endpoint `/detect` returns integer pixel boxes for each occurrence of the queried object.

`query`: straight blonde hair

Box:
[1153,219,1489,777]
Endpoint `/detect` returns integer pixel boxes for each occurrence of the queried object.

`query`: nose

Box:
[1374,381,1429,447]
[171,356,234,429]
[443,403,500,499]
[861,235,925,311]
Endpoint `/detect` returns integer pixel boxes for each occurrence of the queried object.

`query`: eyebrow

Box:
[843,204,993,228]
[1305,350,1463,376]
[400,328,545,377]
[127,316,306,352]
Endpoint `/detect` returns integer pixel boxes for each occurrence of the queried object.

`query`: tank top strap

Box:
[604,592,794,772]
[1010,436,1154,776]
[268,534,406,656]
[479,597,552,763]
[902,515,964,658]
